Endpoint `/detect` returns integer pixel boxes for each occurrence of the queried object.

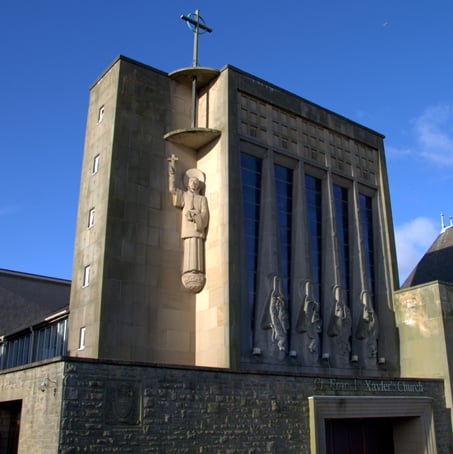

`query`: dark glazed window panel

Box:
[240,152,263,343]
[359,193,375,297]
[1,318,68,370]
[305,175,322,303]
[34,319,68,361]
[274,164,293,301]
[334,184,350,304]
[5,335,31,369]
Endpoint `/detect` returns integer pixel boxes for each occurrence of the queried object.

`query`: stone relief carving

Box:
[262,275,289,353]
[168,154,209,293]
[356,290,378,358]
[327,285,352,362]
[296,280,322,354]
[327,285,347,336]
[105,381,141,425]
[398,291,430,337]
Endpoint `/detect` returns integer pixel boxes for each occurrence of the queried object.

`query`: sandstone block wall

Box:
[0,361,64,454]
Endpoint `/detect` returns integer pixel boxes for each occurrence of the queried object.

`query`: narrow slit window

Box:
[97,105,105,123]
[92,155,100,174]
[82,265,91,288]
[88,208,95,228]
[79,327,86,350]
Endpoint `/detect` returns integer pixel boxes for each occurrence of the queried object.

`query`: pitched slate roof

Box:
[402,226,453,288]
[0,269,70,337]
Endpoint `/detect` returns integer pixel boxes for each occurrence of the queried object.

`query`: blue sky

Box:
[1,0,452,283]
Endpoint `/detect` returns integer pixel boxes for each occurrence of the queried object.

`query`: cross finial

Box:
[167,153,179,163]
[181,9,213,67]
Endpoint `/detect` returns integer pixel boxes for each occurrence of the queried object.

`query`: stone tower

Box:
[68,55,400,376]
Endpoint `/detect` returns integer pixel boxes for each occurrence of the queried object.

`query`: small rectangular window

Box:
[82,265,91,288]
[79,327,86,350]
[97,105,105,123]
[92,155,100,174]
[88,208,95,228]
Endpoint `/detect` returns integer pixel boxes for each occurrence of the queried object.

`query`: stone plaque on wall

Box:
[105,381,141,425]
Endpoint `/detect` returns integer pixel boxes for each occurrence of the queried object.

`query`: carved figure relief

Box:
[356,290,378,358]
[296,280,322,354]
[168,154,209,293]
[327,285,352,361]
[262,275,289,353]
[327,285,347,337]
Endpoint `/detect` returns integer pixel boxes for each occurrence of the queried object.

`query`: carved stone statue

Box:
[266,275,289,353]
[296,281,322,353]
[168,154,209,293]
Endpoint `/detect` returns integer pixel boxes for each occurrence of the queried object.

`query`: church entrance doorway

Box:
[309,396,437,454]
[325,417,394,454]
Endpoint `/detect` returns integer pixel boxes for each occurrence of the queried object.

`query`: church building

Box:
[1,34,452,452]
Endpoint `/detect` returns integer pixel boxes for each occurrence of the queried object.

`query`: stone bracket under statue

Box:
[164,67,221,151]
[164,65,221,292]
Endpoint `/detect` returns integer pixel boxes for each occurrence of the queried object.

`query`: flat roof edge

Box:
[0,269,71,285]
[89,55,169,90]
[220,64,385,140]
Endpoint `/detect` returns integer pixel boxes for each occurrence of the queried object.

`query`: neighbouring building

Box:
[0,270,70,371]
[395,222,453,434]
[1,53,452,453]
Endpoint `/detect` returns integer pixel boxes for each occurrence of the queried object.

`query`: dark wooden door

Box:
[326,418,394,454]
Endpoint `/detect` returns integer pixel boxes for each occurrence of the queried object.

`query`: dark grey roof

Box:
[402,226,453,288]
[0,269,70,337]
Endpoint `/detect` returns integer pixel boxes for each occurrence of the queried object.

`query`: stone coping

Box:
[0,356,444,387]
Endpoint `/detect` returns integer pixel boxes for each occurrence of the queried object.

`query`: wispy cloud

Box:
[415,104,453,165]
[390,104,453,166]
[395,217,438,282]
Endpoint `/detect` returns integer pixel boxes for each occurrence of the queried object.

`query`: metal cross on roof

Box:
[180,9,213,67]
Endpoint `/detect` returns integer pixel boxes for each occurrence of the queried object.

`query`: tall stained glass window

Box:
[359,194,375,296]
[240,153,262,337]
[333,184,350,304]
[305,175,322,302]
[274,165,293,301]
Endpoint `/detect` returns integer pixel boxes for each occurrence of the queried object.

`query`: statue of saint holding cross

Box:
[168,154,209,293]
